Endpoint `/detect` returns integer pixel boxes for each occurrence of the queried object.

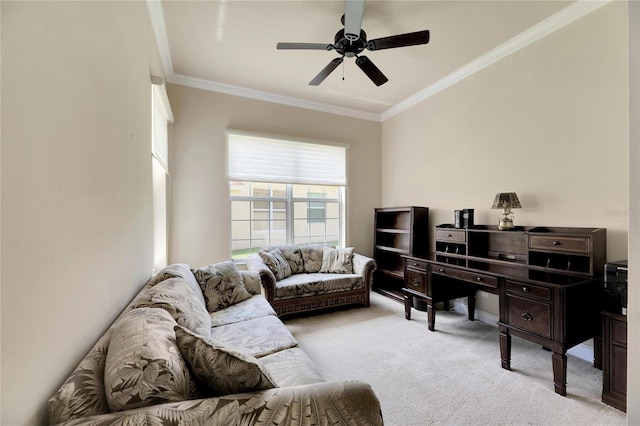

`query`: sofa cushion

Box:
[134,278,211,336]
[260,348,325,387]
[104,308,196,412]
[319,246,354,274]
[275,273,363,300]
[259,248,292,280]
[239,270,262,295]
[209,294,276,327]
[263,245,304,274]
[174,325,276,396]
[147,263,205,307]
[300,244,325,273]
[192,261,252,312]
[209,315,298,358]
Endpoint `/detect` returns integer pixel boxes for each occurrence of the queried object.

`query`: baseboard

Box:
[450,301,594,364]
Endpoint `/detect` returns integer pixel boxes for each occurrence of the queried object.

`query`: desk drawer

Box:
[405,258,427,272]
[435,229,466,243]
[405,268,426,294]
[506,280,551,301]
[508,295,551,339]
[529,235,590,254]
[431,265,498,289]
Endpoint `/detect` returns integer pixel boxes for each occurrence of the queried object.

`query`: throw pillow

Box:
[300,244,326,273]
[259,248,292,280]
[319,246,354,274]
[147,263,206,307]
[134,278,212,336]
[264,245,304,274]
[104,308,196,412]
[192,261,252,313]
[174,325,277,396]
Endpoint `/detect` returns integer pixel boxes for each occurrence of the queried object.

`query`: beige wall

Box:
[381,2,628,314]
[1,2,163,424]
[167,85,381,267]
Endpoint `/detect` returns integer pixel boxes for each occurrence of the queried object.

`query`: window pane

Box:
[251,220,270,234]
[231,221,251,240]
[293,202,308,219]
[294,219,309,236]
[292,184,310,198]
[230,181,250,196]
[326,202,339,218]
[231,201,250,219]
[230,181,344,260]
[271,183,286,197]
[325,186,340,198]
[326,218,340,235]
[231,240,254,260]
[309,222,325,236]
[250,182,269,197]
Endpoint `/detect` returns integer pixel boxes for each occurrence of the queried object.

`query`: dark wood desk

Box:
[403,225,606,396]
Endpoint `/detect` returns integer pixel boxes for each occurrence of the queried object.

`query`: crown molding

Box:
[147,0,174,76]
[380,0,613,122]
[148,0,611,124]
[169,73,382,122]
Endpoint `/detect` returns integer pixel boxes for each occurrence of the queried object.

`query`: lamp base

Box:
[498,217,515,230]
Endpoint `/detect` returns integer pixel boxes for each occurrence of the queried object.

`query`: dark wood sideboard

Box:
[602,311,627,411]
[403,224,606,396]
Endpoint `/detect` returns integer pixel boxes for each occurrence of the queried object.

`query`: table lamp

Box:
[491,192,522,230]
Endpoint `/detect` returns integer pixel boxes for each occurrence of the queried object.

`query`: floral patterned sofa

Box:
[48,262,383,425]
[246,245,376,317]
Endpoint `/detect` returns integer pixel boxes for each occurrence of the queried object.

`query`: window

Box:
[151,77,173,272]
[227,131,347,260]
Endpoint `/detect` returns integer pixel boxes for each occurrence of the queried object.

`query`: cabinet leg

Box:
[443,299,450,311]
[499,328,511,370]
[552,352,567,396]
[427,303,435,331]
[468,291,476,321]
[403,294,412,320]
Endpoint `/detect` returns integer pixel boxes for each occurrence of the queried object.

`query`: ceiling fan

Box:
[276,0,430,86]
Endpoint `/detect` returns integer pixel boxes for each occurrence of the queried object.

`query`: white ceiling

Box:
[149,0,611,121]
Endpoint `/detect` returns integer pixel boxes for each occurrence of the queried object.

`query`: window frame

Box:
[230,182,345,260]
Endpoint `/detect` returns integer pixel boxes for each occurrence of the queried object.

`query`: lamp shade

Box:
[491,192,522,209]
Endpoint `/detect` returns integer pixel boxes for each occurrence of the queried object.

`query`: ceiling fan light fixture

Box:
[276,0,430,86]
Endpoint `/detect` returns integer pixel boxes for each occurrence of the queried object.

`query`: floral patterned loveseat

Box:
[48,262,383,425]
[246,245,376,317]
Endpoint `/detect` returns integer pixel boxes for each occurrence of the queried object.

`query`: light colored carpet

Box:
[283,292,626,426]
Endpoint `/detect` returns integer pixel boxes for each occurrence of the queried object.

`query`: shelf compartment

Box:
[528,251,591,275]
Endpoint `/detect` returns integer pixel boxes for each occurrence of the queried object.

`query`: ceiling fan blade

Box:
[309,58,344,86]
[344,0,365,41]
[366,30,430,51]
[356,56,388,86]
[277,42,334,51]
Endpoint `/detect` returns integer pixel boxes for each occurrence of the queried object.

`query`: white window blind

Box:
[227,131,347,186]
[151,77,173,173]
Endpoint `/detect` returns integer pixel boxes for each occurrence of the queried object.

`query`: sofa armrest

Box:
[52,381,383,426]
[246,253,277,303]
[353,253,376,290]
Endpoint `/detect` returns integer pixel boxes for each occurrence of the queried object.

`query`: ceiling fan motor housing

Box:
[334,28,367,58]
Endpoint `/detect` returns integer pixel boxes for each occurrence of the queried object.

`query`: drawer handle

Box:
[522,311,534,321]
[413,280,420,287]
[412,263,419,267]
[439,268,445,273]
[448,234,453,238]
[476,277,483,282]
[552,241,561,246]
[522,286,529,293]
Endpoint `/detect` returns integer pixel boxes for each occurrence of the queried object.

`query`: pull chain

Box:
[342,59,345,81]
